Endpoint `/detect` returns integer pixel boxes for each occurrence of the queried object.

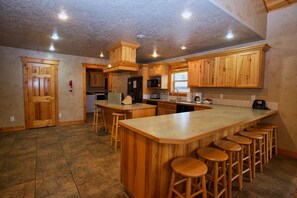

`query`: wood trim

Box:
[278,148,297,160]
[169,61,188,69]
[262,0,269,12]
[21,56,60,65]
[148,62,170,67]
[186,44,271,61]
[82,63,107,122]
[59,120,85,126]
[0,125,25,133]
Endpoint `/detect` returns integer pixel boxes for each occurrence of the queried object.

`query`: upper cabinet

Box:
[216,55,236,87]
[89,71,104,87]
[186,44,270,88]
[148,63,169,89]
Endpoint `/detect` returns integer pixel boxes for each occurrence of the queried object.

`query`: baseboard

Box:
[278,148,297,160]
[59,120,85,126]
[0,125,25,133]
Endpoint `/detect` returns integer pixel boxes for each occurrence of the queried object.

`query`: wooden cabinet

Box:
[194,105,212,111]
[236,50,263,88]
[188,60,201,87]
[89,71,104,87]
[200,58,216,87]
[148,65,163,77]
[216,55,236,87]
[187,44,270,88]
[148,63,169,89]
[157,102,176,115]
[104,73,112,91]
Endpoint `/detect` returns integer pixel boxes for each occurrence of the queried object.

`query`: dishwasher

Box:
[176,104,194,113]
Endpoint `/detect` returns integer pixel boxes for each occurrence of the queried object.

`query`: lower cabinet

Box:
[157,102,176,115]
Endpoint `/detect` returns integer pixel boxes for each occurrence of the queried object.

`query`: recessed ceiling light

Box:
[99,52,104,57]
[108,64,112,68]
[226,32,234,39]
[58,10,68,20]
[49,43,55,51]
[181,9,192,19]
[152,51,159,58]
[51,32,59,40]
[136,34,145,39]
[181,46,187,50]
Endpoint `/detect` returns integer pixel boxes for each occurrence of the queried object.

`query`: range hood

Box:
[103,41,140,73]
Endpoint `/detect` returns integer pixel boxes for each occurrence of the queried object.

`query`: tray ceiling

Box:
[0,0,263,63]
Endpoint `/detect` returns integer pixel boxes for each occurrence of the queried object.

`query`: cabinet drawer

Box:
[158,102,176,109]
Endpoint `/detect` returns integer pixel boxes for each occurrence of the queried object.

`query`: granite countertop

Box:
[95,100,156,111]
[119,104,277,144]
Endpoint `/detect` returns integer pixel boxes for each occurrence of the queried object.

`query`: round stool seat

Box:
[112,112,126,117]
[247,127,269,135]
[171,157,207,178]
[197,147,228,162]
[214,140,241,152]
[258,123,278,128]
[239,131,263,140]
[226,135,252,145]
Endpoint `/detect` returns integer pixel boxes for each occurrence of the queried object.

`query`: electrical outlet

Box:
[251,95,256,101]
[59,113,62,118]
[220,94,223,99]
[10,116,15,122]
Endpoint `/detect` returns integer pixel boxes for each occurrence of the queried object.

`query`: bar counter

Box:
[118,105,277,198]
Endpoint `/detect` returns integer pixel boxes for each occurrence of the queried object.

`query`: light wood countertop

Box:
[119,105,277,144]
[95,100,156,111]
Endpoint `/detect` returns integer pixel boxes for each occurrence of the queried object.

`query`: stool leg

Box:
[237,151,242,191]
[111,116,115,146]
[101,109,106,132]
[115,116,119,150]
[259,139,263,173]
[251,140,256,178]
[222,161,227,198]
[92,107,96,131]
[186,178,192,198]
[228,152,233,198]
[202,175,207,198]
[265,134,269,164]
[214,161,219,198]
[168,171,175,198]
[247,144,252,182]
[95,109,99,134]
[274,129,278,155]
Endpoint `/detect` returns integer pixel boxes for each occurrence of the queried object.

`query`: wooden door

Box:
[216,55,236,87]
[188,60,201,87]
[199,58,216,87]
[22,57,59,129]
[89,71,104,87]
[236,50,261,88]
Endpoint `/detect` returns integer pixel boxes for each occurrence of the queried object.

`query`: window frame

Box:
[168,62,189,96]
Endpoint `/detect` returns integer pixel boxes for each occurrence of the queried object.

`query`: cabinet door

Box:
[188,60,201,87]
[216,55,236,87]
[158,107,166,115]
[199,58,216,87]
[236,50,261,88]
[148,65,162,77]
[90,71,104,87]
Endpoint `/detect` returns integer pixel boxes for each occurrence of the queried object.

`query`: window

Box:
[172,68,190,93]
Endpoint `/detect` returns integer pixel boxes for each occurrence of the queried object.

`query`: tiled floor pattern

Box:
[0,117,296,198]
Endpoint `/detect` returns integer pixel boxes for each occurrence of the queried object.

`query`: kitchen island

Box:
[94,100,156,132]
[119,105,277,198]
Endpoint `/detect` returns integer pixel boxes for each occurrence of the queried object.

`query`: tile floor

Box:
[0,116,296,198]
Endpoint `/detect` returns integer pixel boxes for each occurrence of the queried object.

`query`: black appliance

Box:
[95,92,106,100]
[252,100,268,110]
[128,76,143,103]
[176,104,195,113]
[147,78,161,88]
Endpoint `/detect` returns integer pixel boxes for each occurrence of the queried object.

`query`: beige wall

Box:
[0,46,108,127]
[211,0,267,38]
[164,4,297,153]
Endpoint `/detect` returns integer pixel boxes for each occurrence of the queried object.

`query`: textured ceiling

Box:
[0,0,263,63]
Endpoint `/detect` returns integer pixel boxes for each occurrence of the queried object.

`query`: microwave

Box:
[147,78,161,88]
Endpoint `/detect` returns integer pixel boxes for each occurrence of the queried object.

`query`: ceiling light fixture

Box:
[49,43,55,51]
[226,32,234,39]
[51,32,59,40]
[108,64,112,68]
[152,51,159,58]
[181,9,192,19]
[136,34,145,39]
[181,45,187,50]
[58,10,68,20]
[99,52,104,57]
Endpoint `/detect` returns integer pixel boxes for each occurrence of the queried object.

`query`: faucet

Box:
[175,89,180,101]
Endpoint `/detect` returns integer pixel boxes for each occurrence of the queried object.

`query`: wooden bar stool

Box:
[239,131,263,178]
[214,140,242,198]
[255,123,278,157]
[92,105,106,133]
[226,135,252,183]
[246,127,269,164]
[168,157,207,198]
[110,113,126,149]
[197,147,228,198]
